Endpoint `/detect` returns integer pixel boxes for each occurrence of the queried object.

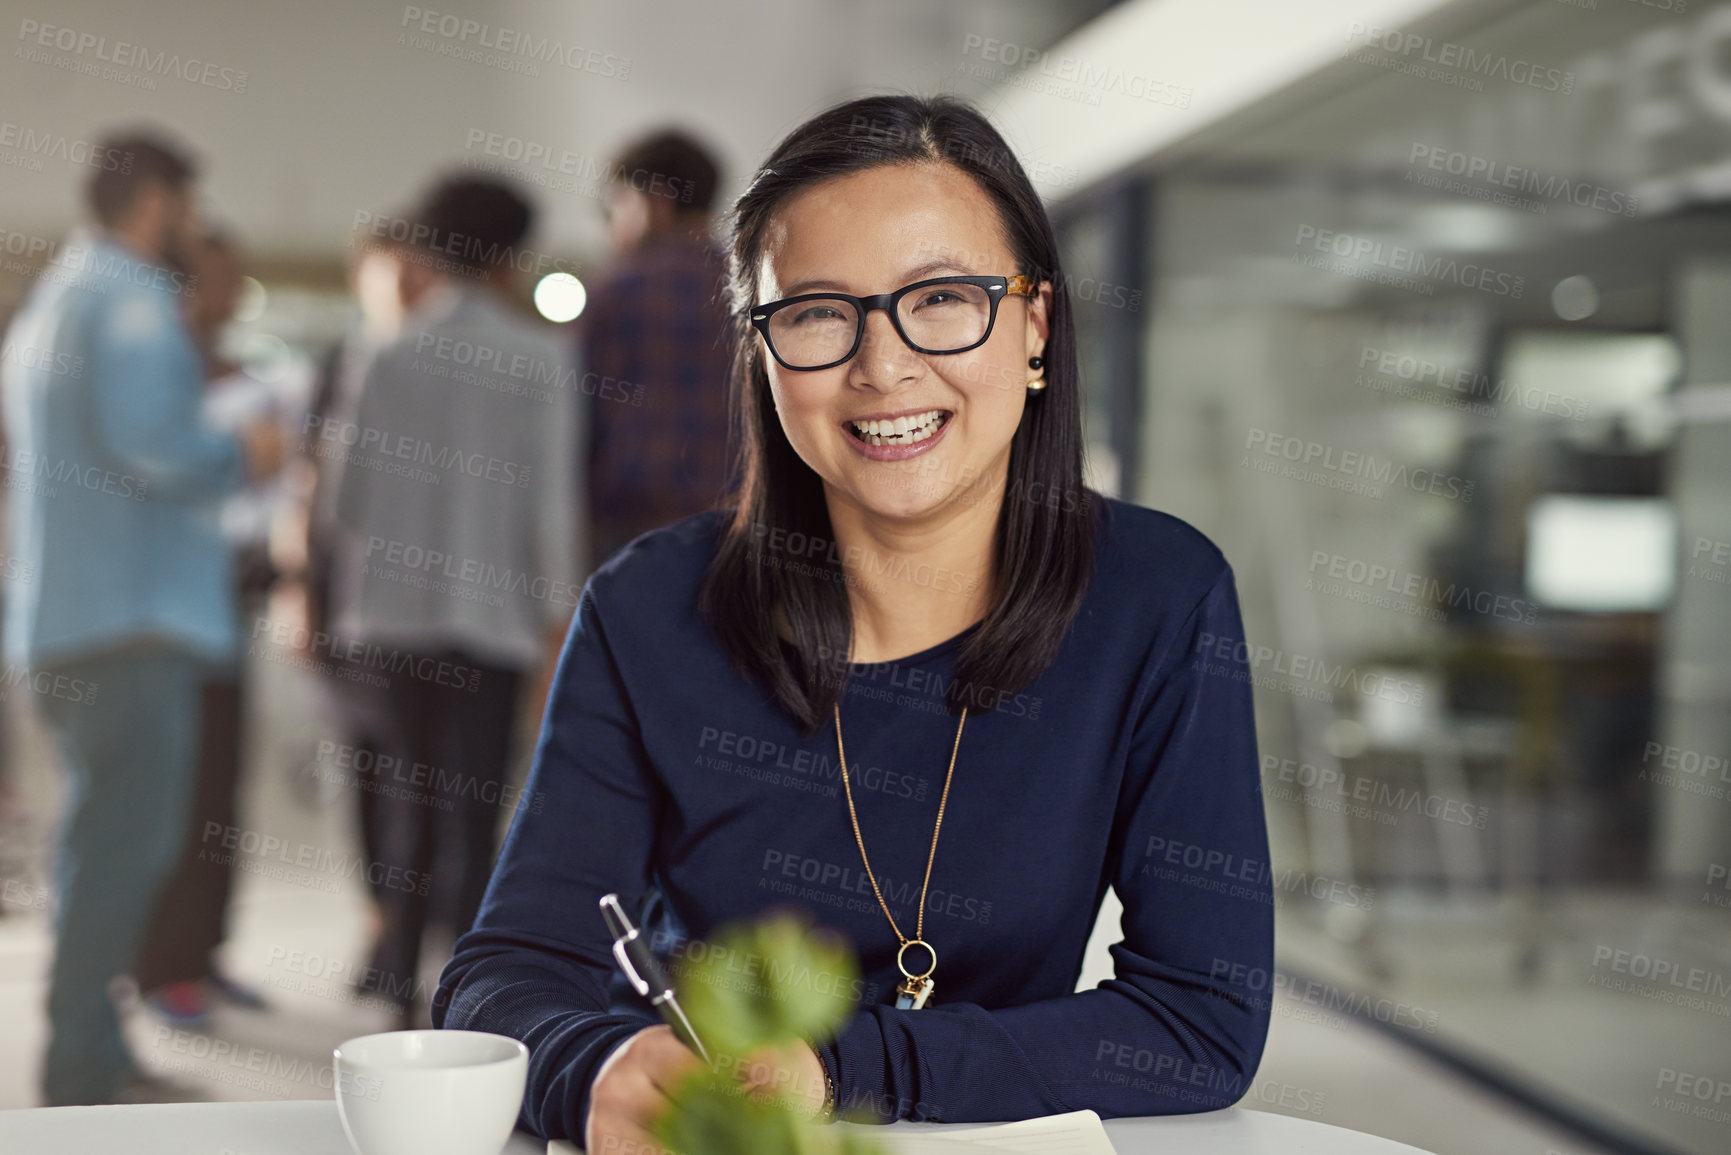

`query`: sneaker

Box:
[145,981,212,1029]
[208,972,269,1011]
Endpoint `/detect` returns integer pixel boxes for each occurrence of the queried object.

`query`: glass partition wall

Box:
[1054,3,1731,1151]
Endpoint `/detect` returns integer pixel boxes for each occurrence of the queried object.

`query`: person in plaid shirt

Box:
[580,130,737,570]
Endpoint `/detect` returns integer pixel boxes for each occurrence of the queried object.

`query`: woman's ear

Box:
[1025,279,1053,365]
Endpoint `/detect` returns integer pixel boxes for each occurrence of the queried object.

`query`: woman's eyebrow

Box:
[779,258,983,297]
[899,257,980,282]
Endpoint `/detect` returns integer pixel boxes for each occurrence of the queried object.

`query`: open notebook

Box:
[547,1109,1118,1154]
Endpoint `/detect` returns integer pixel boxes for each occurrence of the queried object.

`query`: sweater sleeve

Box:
[814,564,1273,1123]
[432,584,664,1141]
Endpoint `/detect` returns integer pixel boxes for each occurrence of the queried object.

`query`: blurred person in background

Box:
[0,130,283,1105]
[325,174,580,1025]
[285,240,414,905]
[581,129,735,569]
[134,229,282,1027]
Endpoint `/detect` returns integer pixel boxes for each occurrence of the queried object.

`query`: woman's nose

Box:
[849,308,920,385]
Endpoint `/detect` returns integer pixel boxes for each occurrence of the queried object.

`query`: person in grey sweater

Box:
[321,175,581,1019]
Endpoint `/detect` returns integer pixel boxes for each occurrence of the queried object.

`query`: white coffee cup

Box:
[333,1029,529,1155]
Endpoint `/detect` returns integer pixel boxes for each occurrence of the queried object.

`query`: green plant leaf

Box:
[651,1069,889,1155]
[652,1070,806,1155]
[673,909,859,1057]
[652,911,885,1155]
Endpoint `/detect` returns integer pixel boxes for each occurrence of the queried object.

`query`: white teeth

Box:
[851,410,946,446]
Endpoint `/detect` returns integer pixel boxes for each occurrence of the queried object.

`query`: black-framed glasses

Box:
[748,274,1036,372]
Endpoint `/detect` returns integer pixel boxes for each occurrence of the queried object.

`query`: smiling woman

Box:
[710,102,1094,697]
[434,94,1273,1155]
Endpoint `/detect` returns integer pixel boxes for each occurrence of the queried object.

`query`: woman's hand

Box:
[586,1028,830,1152]
[734,1038,828,1117]
[585,1025,703,1155]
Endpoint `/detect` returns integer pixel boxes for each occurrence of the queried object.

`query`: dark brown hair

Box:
[611,129,721,212]
[405,174,534,273]
[86,130,197,227]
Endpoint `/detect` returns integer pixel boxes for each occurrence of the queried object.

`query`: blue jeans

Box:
[35,641,207,1104]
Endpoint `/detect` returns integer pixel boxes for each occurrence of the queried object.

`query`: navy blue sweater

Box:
[434,497,1272,1140]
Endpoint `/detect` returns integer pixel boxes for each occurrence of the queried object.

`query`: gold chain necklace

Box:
[832,701,967,1010]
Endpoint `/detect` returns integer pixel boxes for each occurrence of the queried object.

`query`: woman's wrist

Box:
[584,1027,653,1152]
[814,1041,837,1121]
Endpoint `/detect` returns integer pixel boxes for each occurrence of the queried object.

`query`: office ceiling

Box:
[0,0,1111,270]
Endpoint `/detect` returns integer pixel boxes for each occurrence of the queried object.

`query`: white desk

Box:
[0,1099,1436,1153]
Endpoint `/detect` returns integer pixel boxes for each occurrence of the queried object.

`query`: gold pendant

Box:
[894,939,936,1009]
[896,975,934,1010]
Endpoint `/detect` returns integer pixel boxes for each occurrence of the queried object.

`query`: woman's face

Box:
[755,162,1050,524]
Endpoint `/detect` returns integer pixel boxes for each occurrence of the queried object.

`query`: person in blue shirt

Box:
[0,132,282,1105]
[434,94,1272,1151]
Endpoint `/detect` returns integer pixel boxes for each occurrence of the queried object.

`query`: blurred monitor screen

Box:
[1525,496,1677,612]
[1500,330,1680,416]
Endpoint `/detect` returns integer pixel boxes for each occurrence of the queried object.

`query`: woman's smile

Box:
[840,406,954,460]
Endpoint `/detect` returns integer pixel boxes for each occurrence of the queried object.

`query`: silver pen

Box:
[599,893,711,1064]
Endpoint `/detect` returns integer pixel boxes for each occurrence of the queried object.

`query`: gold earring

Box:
[1027,355,1046,391]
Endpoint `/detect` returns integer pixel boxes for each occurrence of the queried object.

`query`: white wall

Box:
[0,0,1081,266]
